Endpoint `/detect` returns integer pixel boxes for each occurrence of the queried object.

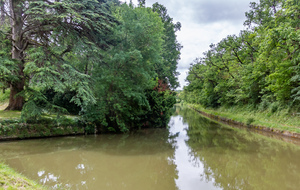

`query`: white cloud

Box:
[121,0,252,89]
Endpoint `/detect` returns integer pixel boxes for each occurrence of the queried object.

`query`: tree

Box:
[152,2,182,89]
[0,0,117,110]
[244,0,283,29]
[183,0,300,112]
[81,3,178,132]
[137,0,145,7]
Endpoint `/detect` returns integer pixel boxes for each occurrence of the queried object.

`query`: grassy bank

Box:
[0,94,84,140]
[0,108,84,140]
[0,163,45,190]
[187,103,300,134]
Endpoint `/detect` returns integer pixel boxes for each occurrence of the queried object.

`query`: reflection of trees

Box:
[0,129,178,190]
[178,106,300,190]
[0,129,176,157]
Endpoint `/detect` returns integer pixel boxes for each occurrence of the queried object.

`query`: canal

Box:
[0,106,300,189]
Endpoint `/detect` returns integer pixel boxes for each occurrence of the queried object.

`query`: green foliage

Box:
[79,3,179,133]
[20,88,68,121]
[0,90,9,103]
[152,3,182,89]
[0,116,83,139]
[43,89,81,115]
[183,0,300,113]
[0,0,117,111]
[141,89,176,128]
[246,117,255,125]
[0,28,18,90]
[0,1,179,132]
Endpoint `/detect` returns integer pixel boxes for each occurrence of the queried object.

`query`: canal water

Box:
[0,106,300,190]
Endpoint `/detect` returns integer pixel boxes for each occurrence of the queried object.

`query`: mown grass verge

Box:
[0,162,45,190]
[187,103,300,134]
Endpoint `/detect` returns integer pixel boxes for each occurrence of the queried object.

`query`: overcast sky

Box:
[123,0,256,89]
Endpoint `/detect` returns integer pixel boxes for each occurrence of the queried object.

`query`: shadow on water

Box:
[175,106,300,190]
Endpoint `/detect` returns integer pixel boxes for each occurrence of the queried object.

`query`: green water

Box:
[0,106,300,190]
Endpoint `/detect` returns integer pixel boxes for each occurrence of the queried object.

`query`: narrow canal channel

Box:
[0,106,300,190]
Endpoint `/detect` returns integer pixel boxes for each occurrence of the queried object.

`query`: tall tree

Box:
[152,2,182,89]
[80,3,178,132]
[84,3,166,132]
[0,0,117,110]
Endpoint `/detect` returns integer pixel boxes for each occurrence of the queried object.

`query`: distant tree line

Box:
[182,0,300,113]
[0,0,182,132]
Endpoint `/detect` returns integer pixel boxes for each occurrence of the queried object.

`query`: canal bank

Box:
[187,103,300,140]
[0,162,45,189]
[0,117,85,141]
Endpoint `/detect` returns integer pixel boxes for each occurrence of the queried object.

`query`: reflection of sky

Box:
[169,116,220,190]
[38,170,59,185]
[76,163,86,174]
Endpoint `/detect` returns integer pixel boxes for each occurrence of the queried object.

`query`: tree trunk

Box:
[5,80,24,111]
[5,0,25,111]
[5,59,25,111]
[0,1,4,26]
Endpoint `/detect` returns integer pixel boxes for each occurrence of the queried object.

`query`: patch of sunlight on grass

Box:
[0,102,8,111]
[0,110,21,119]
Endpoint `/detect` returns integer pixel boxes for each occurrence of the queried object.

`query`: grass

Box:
[0,163,46,190]
[0,111,21,119]
[188,103,300,134]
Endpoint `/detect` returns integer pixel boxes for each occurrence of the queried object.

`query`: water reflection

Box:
[169,115,220,190]
[0,129,178,190]
[0,106,300,190]
[177,106,300,190]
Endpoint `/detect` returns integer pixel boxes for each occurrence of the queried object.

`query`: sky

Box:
[122,0,256,89]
